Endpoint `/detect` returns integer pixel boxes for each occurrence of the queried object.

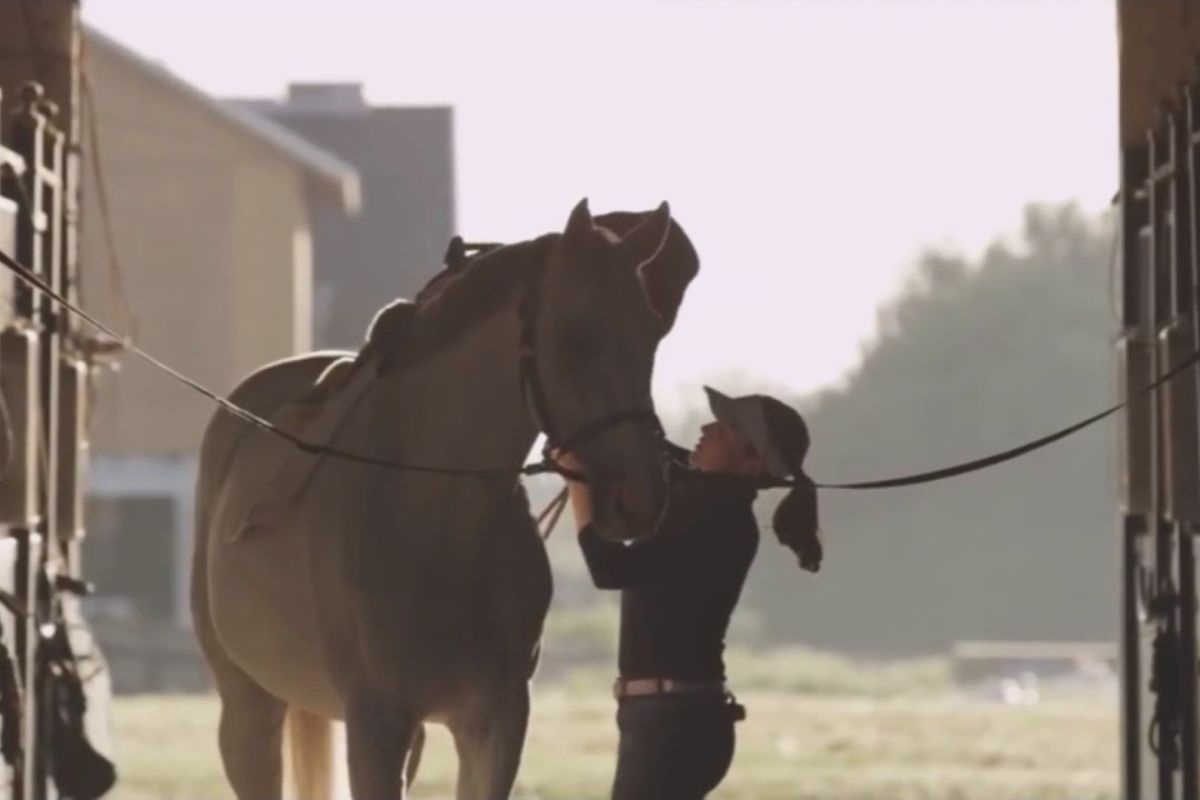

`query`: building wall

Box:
[1118,1,1200,144]
[228,159,312,378]
[252,90,455,349]
[79,40,312,458]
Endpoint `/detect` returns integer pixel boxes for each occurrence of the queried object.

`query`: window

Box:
[82,495,177,624]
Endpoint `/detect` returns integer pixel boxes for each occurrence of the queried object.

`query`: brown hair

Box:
[765,404,821,573]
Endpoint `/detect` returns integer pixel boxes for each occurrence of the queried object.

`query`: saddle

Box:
[273,356,359,433]
[235,238,474,541]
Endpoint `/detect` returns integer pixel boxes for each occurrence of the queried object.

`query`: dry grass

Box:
[106,684,1116,799]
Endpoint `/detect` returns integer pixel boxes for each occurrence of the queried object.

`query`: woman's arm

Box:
[554,449,679,590]
[566,481,594,527]
[577,525,679,589]
[559,456,595,531]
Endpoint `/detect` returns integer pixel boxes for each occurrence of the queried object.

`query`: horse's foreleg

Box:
[451,684,531,800]
[345,692,421,799]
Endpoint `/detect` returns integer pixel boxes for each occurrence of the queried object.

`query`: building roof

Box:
[83,27,361,214]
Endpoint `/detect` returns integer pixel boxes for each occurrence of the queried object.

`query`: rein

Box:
[0,246,595,482]
[2,242,1195,505]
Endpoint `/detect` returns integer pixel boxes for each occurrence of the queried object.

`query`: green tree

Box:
[702,203,1118,654]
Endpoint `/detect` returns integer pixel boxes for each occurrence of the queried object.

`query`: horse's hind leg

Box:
[451,683,531,800]
[193,527,286,797]
[212,661,287,799]
[195,596,285,798]
[405,724,427,787]
[344,691,421,798]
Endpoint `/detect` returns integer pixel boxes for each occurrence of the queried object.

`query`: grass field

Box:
[106,658,1117,800]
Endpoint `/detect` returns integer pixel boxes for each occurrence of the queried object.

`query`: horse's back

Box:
[196,351,352,481]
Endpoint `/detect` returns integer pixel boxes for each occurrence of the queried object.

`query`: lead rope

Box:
[2,240,1195,505]
[0,247,583,481]
[534,336,1200,537]
[536,488,571,540]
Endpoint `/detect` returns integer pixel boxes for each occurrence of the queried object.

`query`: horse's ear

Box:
[562,197,594,250]
[618,201,672,272]
[635,206,699,333]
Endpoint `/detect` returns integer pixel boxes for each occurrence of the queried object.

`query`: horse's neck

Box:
[366,305,536,480]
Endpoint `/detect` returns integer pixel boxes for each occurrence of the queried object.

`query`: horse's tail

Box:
[285,706,332,800]
[406,723,427,787]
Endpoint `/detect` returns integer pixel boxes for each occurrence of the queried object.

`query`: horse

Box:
[190,199,700,800]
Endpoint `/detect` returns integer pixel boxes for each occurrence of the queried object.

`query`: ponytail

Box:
[772,470,822,573]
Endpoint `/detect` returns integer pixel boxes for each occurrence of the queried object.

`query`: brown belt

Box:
[613,677,727,699]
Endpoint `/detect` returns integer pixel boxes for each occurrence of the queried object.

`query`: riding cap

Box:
[703,386,810,480]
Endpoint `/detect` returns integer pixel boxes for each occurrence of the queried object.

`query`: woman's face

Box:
[690,420,765,475]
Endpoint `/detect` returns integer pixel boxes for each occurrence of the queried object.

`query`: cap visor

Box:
[704,386,739,426]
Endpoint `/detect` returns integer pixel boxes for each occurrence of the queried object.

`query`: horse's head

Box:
[532,198,698,540]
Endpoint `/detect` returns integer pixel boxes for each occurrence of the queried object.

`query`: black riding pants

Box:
[611,692,741,800]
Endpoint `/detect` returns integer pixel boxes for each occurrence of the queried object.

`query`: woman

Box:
[558,386,820,799]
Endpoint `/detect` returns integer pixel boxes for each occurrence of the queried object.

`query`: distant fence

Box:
[89,620,211,695]
[951,639,1117,683]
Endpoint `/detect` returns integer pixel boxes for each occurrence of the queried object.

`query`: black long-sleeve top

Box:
[578,478,759,681]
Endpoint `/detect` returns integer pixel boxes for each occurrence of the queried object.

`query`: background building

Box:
[78,30,359,674]
[236,82,455,349]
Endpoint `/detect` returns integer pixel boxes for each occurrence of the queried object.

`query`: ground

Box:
[106,682,1115,799]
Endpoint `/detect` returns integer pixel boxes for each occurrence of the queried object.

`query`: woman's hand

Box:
[551,448,585,479]
[551,449,595,528]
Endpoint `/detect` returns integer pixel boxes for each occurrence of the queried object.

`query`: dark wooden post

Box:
[0,4,82,799]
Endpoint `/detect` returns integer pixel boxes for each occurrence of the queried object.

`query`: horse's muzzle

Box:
[594,472,669,542]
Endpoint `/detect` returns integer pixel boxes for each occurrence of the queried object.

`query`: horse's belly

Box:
[208,517,342,718]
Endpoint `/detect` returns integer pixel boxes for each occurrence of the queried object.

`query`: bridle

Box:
[509,243,668,469]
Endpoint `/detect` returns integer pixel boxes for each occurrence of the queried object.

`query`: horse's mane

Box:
[356,207,695,373]
[361,234,555,372]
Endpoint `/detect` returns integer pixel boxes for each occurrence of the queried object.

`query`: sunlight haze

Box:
[82,0,1119,412]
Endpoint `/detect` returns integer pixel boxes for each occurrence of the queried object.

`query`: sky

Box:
[82,0,1119,413]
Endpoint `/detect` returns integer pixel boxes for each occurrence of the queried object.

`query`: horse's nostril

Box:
[606,475,669,527]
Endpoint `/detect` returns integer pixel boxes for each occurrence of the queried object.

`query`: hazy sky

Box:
[83,0,1118,412]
